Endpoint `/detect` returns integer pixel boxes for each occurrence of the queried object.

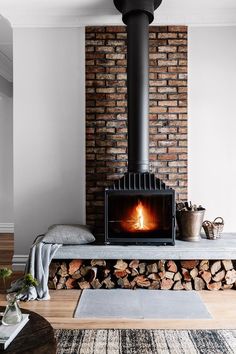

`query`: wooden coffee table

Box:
[0,306,56,354]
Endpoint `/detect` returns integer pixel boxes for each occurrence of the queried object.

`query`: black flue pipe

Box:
[113,0,162,173]
[127,12,149,173]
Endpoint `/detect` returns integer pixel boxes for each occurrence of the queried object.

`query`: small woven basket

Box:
[202,217,224,240]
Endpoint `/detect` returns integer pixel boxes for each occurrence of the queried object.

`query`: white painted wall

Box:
[189,26,236,232]
[0,93,13,224]
[13,28,85,258]
[10,24,236,266]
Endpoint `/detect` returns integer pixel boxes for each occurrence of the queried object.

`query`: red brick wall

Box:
[86,26,187,235]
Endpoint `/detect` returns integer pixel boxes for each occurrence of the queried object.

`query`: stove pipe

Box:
[114,0,162,173]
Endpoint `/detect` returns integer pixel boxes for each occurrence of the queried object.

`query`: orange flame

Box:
[121,200,158,233]
[134,201,146,230]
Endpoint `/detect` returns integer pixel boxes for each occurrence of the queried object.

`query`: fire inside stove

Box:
[121,200,158,233]
[106,193,173,241]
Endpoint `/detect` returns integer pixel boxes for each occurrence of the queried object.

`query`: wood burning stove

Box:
[105,173,175,245]
[104,0,175,245]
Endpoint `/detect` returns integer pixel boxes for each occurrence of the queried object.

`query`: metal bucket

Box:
[176,209,205,242]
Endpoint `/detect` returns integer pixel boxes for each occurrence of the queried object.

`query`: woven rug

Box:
[55,329,236,354]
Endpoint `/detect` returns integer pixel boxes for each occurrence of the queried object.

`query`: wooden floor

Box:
[0,233,14,268]
[1,233,236,330]
[1,290,236,330]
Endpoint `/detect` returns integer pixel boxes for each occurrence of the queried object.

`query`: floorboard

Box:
[0,233,14,268]
[1,290,236,330]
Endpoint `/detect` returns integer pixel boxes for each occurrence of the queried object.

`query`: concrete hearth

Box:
[54,233,236,260]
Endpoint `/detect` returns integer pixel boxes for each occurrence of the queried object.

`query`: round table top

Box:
[0,306,56,354]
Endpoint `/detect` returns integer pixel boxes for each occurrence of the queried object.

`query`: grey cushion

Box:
[43,224,95,244]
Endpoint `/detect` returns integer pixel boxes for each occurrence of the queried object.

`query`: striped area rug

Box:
[55,329,236,354]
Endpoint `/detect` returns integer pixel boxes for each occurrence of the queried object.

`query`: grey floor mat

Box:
[74,289,212,319]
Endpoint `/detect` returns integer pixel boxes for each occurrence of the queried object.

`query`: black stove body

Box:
[105,173,175,245]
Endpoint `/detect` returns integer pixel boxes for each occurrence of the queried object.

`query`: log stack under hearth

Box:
[48,259,236,291]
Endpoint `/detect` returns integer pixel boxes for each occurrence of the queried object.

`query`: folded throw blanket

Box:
[9,235,62,300]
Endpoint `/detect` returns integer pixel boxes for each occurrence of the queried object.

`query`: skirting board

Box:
[0,223,14,233]
[12,255,28,271]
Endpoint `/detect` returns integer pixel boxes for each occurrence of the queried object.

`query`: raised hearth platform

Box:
[54,233,236,260]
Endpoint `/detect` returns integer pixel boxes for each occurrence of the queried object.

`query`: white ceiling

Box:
[0,0,235,12]
[0,0,236,81]
[0,0,236,27]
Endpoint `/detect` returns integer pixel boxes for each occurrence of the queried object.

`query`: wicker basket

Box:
[202,217,224,240]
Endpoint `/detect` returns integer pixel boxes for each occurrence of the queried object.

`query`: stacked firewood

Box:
[48,259,236,291]
[176,202,205,211]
